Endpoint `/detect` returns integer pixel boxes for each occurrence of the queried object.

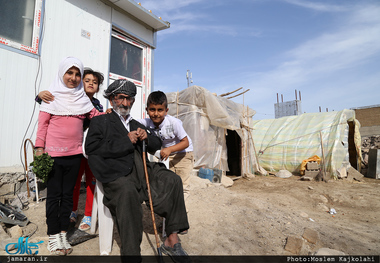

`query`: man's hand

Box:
[105,108,113,114]
[39,91,54,103]
[128,128,147,144]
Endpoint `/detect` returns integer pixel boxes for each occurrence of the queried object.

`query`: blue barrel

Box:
[198,168,214,182]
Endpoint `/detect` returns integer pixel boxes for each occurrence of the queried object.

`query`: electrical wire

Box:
[19,2,46,176]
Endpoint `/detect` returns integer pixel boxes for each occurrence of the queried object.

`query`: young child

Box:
[139,91,194,203]
[34,57,103,255]
[37,69,105,231]
[71,68,104,230]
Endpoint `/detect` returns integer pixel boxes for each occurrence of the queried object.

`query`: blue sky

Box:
[139,0,380,120]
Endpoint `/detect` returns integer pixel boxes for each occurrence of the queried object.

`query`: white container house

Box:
[0,0,170,172]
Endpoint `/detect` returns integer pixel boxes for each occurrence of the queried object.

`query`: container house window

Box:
[110,35,143,82]
[0,0,42,54]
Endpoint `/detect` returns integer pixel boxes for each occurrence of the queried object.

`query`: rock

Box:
[190,175,210,189]
[347,167,364,181]
[0,224,9,239]
[221,175,234,187]
[300,212,308,218]
[8,225,23,239]
[244,173,255,179]
[0,183,14,196]
[284,236,304,254]
[302,228,319,244]
[314,248,346,255]
[318,195,329,204]
[301,176,313,181]
[275,170,293,178]
[317,203,329,212]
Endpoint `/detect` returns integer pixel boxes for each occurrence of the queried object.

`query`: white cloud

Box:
[139,0,255,37]
[247,4,380,91]
[233,3,380,116]
[283,0,351,12]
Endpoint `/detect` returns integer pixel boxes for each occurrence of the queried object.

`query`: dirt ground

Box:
[1,173,380,258]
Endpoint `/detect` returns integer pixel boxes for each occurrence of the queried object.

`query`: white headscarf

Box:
[39,57,94,116]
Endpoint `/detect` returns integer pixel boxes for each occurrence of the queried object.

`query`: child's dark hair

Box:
[147,91,167,108]
[84,68,104,86]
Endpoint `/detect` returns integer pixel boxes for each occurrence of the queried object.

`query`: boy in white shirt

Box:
[139,91,194,204]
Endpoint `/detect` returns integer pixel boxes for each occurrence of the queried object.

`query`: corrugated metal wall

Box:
[0,0,156,172]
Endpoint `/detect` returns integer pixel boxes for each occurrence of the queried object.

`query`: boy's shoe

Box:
[70,211,77,223]
[160,243,191,263]
[79,216,91,231]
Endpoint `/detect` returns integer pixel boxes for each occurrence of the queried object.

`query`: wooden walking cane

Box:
[142,140,164,261]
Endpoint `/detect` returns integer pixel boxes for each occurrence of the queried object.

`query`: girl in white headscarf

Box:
[34,57,103,255]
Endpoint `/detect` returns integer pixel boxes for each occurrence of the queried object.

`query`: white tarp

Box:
[251,109,361,178]
[166,86,263,176]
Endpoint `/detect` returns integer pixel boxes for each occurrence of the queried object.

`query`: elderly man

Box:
[85,80,189,260]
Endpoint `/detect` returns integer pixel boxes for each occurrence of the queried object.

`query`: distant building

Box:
[351,104,380,136]
[274,100,302,119]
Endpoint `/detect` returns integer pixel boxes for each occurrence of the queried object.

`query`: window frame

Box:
[0,0,43,55]
[109,32,146,87]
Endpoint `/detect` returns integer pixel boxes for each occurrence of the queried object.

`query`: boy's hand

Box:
[39,91,54,103]
[160,148,172,161]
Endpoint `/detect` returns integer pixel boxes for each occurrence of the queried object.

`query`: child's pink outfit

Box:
[35,109,101,155]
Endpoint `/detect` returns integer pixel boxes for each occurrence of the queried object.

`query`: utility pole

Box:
[186,70,193,87]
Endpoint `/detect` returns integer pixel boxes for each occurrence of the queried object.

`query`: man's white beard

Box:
[113,101,131,117]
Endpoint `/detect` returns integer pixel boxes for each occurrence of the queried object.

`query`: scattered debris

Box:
[329,208,337,215]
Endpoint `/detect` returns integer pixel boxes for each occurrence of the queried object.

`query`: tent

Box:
[251,109,362,179]
[166,86,265,177]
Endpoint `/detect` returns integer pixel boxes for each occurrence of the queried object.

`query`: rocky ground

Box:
[1,171,379,259]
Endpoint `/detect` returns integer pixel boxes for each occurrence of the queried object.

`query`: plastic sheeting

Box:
[166,86,262,175]
[251,109,361,178]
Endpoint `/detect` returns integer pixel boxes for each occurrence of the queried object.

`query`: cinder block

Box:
[302,228,319,244]
[305,170,320,178]
[347,167,364,181]
[306,162,319,170]
[285,236,304,254]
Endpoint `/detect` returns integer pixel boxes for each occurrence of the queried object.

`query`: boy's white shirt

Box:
[138,114,193,153]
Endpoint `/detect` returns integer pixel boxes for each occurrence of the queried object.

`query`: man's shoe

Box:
[160,243,190,263]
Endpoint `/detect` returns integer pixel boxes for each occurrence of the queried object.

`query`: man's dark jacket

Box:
[84,111,161,184]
